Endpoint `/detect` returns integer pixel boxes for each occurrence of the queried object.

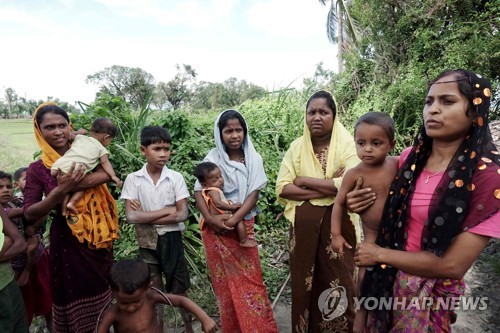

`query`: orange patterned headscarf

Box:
[33,102,119,250]
[33,102,73,169]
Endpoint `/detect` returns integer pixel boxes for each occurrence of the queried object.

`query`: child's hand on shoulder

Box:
[201,316,217,333]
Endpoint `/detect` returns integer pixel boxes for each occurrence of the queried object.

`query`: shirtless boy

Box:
[330,112,399,333]
[97,259,217,333]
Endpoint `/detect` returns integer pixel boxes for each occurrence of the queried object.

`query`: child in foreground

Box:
[50,117,122,215]
[194,162,256,247]
[97,259,217,333]
[330,112,399,333]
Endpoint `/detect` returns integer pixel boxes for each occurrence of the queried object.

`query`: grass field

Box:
[0,119,40,173]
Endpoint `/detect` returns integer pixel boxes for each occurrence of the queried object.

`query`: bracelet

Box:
[4,207,11,216]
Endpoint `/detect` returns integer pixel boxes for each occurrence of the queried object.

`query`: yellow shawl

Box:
[275,116,361,241]
[33,102,119,250]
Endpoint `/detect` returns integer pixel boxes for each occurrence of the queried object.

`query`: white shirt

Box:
[121,163,190,236]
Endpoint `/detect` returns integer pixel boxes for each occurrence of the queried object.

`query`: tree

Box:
[327,0,499,149]
[154,64,197,110]
[191,78,266,111]
[86,65,156,109]
[319,0,362,72]
[4,88,19,118]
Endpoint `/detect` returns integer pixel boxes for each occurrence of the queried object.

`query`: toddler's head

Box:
[354,112,395,165]
[91,117,117,147]
[194,162,224,189]
[0,171,13,205]
[13,167,28,193]
[109,259,151,313]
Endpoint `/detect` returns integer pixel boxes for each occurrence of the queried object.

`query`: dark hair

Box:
[193,162,219,183]
[13,167,28,182]
[217,110,247,140]
[35,104,70,126]
[140,126,171,147]
[306,90,337,119]
[354,112,395,142]
[109,259,150,294]
[91,117,117,137]
[0,171,12,182]
[429,69,475,116]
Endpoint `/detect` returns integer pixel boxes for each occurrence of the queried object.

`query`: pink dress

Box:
[379,148,500,332]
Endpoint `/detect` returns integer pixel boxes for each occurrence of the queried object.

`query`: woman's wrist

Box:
[375,246,387,265]
[51,186,69,201]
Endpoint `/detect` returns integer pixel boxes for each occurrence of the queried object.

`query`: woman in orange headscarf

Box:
[24,103,118,333]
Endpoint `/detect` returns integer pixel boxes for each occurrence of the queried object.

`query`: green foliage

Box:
[328,0,499,151]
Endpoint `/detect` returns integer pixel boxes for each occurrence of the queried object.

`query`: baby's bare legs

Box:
[236,221,257,247]
[354,265,367,333]
[66,190,85,215]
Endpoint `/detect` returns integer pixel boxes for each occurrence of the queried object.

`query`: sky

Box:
[0,0,338,105]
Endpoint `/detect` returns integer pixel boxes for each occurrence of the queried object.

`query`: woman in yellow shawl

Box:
[276,91,361,332]
[23,103,118,333]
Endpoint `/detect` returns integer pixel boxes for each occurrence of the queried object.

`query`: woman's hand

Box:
[333,166,345,178]
[346,177,376,213]
[206,213,234,234]
[354,242,381,266]
[56,162,86,195]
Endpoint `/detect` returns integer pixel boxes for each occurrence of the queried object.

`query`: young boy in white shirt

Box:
[120,126,193,333]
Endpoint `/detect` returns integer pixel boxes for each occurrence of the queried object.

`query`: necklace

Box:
[424,170,444,184]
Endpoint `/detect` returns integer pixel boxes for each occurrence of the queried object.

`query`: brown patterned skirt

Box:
[290,201,356,333]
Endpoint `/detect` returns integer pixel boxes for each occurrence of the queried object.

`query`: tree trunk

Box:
[337,4,344,72]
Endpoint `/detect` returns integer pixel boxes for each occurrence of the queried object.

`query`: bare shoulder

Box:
[341,165,363,187]
[148,288,171,305]
[206,189,221,200]
[386,156,400,172]
[102,303,118,319]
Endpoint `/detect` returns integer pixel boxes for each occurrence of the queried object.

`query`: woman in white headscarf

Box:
[194,110,278,333]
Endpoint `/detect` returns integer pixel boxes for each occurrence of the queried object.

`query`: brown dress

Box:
[290,203,356,333]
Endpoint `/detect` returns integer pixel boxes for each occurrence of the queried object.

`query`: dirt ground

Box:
[30,240,499,333]
[452,239,500,333]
